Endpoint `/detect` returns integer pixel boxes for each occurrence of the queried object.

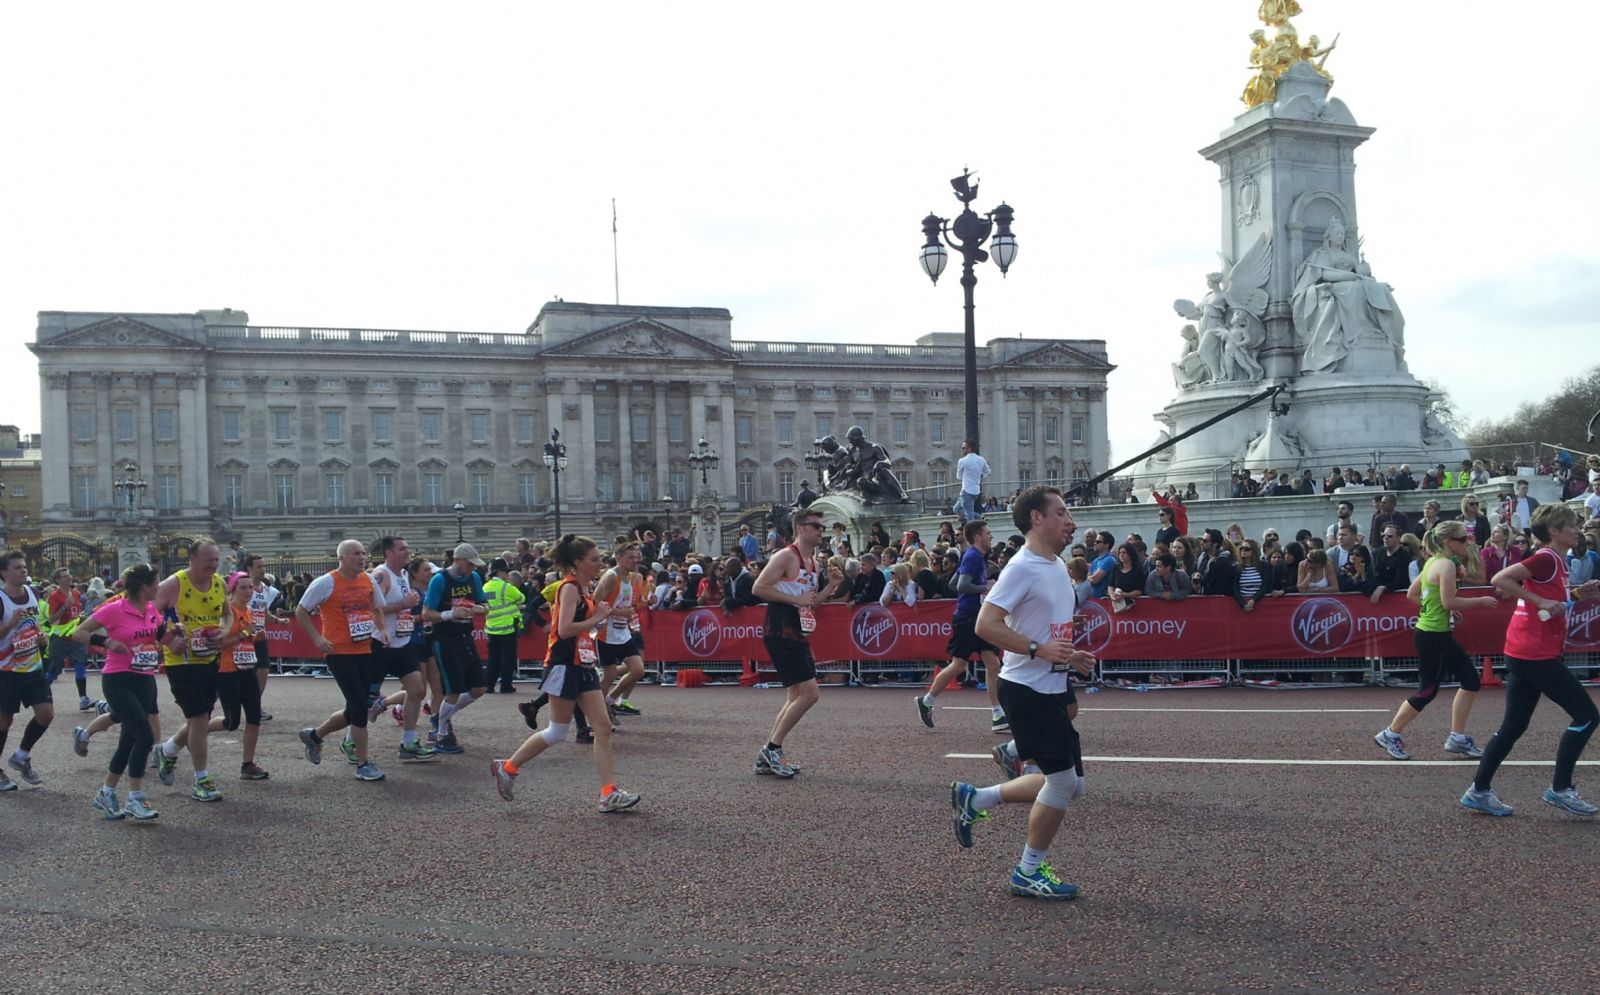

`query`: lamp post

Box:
[660,493,674,537]
[542,429,569,538]
[452,500,466,543]
[687,436,720,492]
[918,168,1017,455]
[113,461,147,525]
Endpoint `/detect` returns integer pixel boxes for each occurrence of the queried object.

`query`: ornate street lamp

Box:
[542,429,569,538]
[687,436,720,489]
[660,493,674,536]
[452,500,466,543]
[919,168,1017,454]
[113,461,147,525]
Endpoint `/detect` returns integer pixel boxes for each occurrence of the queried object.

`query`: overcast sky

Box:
[3,2,1595,465]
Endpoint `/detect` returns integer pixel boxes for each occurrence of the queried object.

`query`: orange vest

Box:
[220,610,254,673]
[318,570,376,655]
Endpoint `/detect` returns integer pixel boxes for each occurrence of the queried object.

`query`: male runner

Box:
[45,568,92,710]
[751,506,845,777]
[296,540,387,781]
[949,486,1097,899]
[365,536,436,762]
[0,551,52,790]
[243,555,284,720]
[151,540,229,802]
[595,542,648,717]
[917,519,1005,732]
[421,544,488,754]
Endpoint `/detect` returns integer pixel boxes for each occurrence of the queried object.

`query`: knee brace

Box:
[541,721,569,746]
[1036,769,1083,811]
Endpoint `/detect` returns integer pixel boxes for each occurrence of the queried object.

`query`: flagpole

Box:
[612,198,620,305]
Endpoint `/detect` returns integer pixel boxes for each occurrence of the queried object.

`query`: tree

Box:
[1466,365,1600,461]
[1421,378,1465,434]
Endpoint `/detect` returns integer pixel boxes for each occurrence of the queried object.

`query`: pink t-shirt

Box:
[91,598,165,676]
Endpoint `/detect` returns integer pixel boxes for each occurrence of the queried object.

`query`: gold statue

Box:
[1240,1,1336,108]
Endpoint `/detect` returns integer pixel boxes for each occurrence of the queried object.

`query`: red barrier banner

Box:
[636,592,1600,664]
[263,618,549,662]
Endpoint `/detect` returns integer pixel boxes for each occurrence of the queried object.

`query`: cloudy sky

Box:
[3,1,1595,466]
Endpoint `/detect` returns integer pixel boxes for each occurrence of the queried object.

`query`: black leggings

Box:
[530,692,589,732]
[487,633,519,690]
[329,655,370,728]
[102,672,157,779]
[216,669,263,731]
[1474,657,1600,792]
[1407,630,1480,712]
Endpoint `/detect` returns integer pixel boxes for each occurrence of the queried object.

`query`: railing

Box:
[731,341,969,364]
[209,326,536,349]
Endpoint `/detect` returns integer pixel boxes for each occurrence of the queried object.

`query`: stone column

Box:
[177,375,201,511]
[135,375,155,497]
[1088,389,1108,482]
[614,386,631,503]
[576,379,596,501]
[41,373,70,514]
[718,388,736,501]
[653,382,669,499]
[93,374,114,506]
[1031,386,1045,484]
[191,373,211,509]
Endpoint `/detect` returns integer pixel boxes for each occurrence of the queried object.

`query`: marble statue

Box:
[1172,232,1272,385]
[1291,216,1405,375]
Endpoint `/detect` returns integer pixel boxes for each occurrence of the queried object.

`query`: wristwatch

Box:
[1028,640,1039,658]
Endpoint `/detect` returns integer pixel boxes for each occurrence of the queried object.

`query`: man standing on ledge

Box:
[950,486,1097,900]
[955,439,990,523]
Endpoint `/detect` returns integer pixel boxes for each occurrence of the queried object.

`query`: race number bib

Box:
[798,606,817,634]
[1049,620,1076,673]
[10,629,38,661]
[577,633,599,666]
[395,610,414,636]
[131,644,161,674]
[451,597,476,622]
[188,632,211,655]
[232,646,258,668]
[251,608,267,629]
[347,611,375,642]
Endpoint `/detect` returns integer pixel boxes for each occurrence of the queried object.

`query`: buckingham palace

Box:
[29,302,1113,556]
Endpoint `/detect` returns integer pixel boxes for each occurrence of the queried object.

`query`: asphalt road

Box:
[6,677,1600,994]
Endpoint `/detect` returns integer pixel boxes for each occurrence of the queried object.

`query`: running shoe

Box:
[298,728,323,765]
[575,728,595,745]
[916,695,935,728]
[434,734,464,755]
[7,754,41,786]
[95,699,111,716]
[153,747,177,786]
[607,701,620,723]
[259,710,273,721]
[0,770,12,791]
[391,703,406,726]
[757,745,795,779]
[340,738,359,765]
[398,741,437,762]
[950,781,989,849]
[355,761,386,782]
[598,788,641,813]
[1459,786,1514,816]
[368,695,388,723]
[239,762,270,780]
[1373,729,1411,761]
[614,699,642,716]
[491,759,516,801]
[992,742,1023,781]
[93,786,125,821]
[72,726,90,758]
[79,695,94,711]
[516,700,540,730]
[1444,734,1484,759]
[191,775,222,803]
[778,748,802,773]
[422,701,433,716]
[122,793,158,821]
[1009,863,1079,900]
[1542,787,1600,818]
[991,711,1010,735]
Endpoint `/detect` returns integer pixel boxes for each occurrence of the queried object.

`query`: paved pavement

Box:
[6,677,1600,994]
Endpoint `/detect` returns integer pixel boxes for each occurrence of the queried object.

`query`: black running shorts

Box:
[997,677,1082,777]
[0,669,52,714]
[764,635,816,688]
[542,663,601,701]
[946,613,997,660]
[165,663,219,719]
[434,632,485,695]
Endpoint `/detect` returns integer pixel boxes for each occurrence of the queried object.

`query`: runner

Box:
[150,540,228,802]
[491,533,640,813]
[917,519,1005,732]
[385,557,442,740]
[1373,522,1498,761]
[44,568,93,711]
[519,570,593,743]
[364,536,436,763]
[213,572,268,779]
[0,551,53,791]
[420,544,488,755]
[482,557,526,695]
[243,555,284,721]
[948,486,1097,899]
[1461,504,1600,817]
[295,540,387,781]
[68,564,171,819]
[750,506,845,778]
[596,542,648,717]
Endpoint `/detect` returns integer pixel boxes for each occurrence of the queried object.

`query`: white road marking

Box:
[940,706,1389,714]
[943,753,1600,767]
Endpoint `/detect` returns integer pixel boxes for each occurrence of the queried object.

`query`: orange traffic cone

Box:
[1480,656,1503,689]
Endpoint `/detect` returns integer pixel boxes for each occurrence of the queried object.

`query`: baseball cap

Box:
[453,543,486,567]
[687,564,703,575]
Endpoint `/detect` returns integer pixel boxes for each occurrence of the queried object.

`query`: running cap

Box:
[453,543,486,567]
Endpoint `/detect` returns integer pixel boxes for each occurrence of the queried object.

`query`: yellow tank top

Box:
[164,568,226,666]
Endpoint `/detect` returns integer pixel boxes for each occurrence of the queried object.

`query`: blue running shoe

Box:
[1459,786,1514,816]
[1542,787,1599,818]
[949,781,988,849]
[1009,863,1079,900]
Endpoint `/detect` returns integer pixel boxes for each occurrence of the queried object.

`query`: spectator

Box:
[737,525,760,562]
[851,553,886,604]
[1183,483,1200,501]
[935,550,960,596]
[1410,499,1444,540]
[1568,534,1599,587]
[1456,493,1492,546]
[1145,553,1191,601]
[1506,479,1540,532]
[1063,556,1093,606]
[1154,506,1180,546]
[1470,460,1492,487]
[1109,543,1148,606]
[1369,494,1410,544]
[1370,526,1413,602]
[1171,536,1198,576]
[1234,540,1266,612]
[880,563,917,607]
[1329,522,1368,571]
[1391,463,1417,490]
[954,439,991,522]
[795,480,819,509]
[1225,522,1246,547]
[1339,547,1377,595]
[1297,547,1338,592]
[1271,543,1301,594]
[1261,527,1282,558]
[1326,500,1356,545]
[1398,534,1425,583]
[1198,529,1237,598]
[1584,477,1600,521]
[936,521,957,547]
[1151,488,1189,537]
[1296,470,1318,495]
[724,556,760,611]
[1420,468,1441,490]
[1087,531,1117,598]
[909,549,942,601]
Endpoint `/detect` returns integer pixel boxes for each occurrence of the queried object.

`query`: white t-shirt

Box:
[956,453,991,495]
[985,546,1077,695]
[1585,491,1600,519]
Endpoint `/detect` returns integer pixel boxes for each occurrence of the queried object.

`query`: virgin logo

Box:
[850,604,899,657]
[682,609,722,658]
[1074,602,1113,655]
[1291,598,1355,654]
[1568,599,1600,651]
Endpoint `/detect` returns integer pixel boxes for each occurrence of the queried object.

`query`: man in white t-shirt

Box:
[1586,478,1600,521]
[955,439,991,523]
[947,485,1097,900]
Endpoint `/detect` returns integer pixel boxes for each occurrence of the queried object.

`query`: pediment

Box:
[369,457,400,470]
[268,457,299,470]
[466,457,496,470]
[542,317,737,362]
[1000,341,1115,371]
[417,458,448,470]
[41,315,202,351]
[216,458,250,471]
[318,457,352,470]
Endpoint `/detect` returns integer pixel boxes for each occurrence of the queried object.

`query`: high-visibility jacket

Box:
[482,577,526,636]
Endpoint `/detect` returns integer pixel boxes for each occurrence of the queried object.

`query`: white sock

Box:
[402,729,417,746]
[922,691,936,705]
[194,769,209,782]
[455,692,477,712]
[162,739,179,757]
[992,705,1005,717]
[972,784,1004,809]
[12,749,28,762]
[1019,844,1048,874]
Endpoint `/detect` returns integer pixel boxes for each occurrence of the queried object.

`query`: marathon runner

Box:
[421,544,488,754]
[364,536,436,762]
[151,540,228,802]
[44,568,92,711]
[0,551,53,791]
[213,572,268,779]
[242,555,284,721]
[917,519,1006,732]
[596,541,648,717]
[295,540,387,782]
